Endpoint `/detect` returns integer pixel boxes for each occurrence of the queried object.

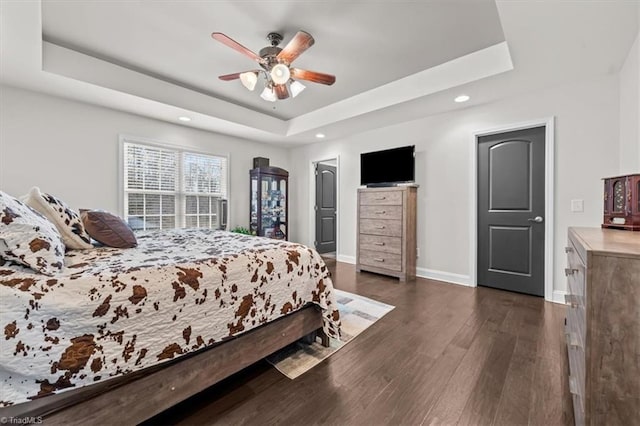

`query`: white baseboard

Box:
[552,290,567,305]
[334,255,566,303]
[336,254,356,264]
[416,267,472,287]
[334,256,471,287]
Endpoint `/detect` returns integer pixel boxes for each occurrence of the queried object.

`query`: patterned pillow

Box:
[22,187,93,250]
[0,191,65,275]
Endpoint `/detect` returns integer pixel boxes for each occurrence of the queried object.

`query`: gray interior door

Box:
[315,163,337,253]
[477,126,545,297]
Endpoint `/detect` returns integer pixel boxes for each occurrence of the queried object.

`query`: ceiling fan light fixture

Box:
[260,86,277,102]
[270,63,291,85]
[290,80,306,98]
[239,72,258,91]
[213,31,336,102]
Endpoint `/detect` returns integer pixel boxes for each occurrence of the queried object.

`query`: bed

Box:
[0,228,340,422]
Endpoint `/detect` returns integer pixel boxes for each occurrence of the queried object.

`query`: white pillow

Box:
[0,191,65,275]
[22,187,93,250]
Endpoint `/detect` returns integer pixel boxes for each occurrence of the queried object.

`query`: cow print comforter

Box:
[0,228,341,406]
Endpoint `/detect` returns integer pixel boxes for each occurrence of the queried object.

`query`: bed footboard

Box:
[1,305,324,425]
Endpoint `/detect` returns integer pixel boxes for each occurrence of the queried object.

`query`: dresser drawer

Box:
[359,205,403,220]
[359,234,402,255]
[359,249,402,272]
[566,270,585,304]
[359,190,402,206]
[566,304,586,349]
[359,218,402,237]
[572,393,585,426]
[566,245,586,298]
[568,341,586,426]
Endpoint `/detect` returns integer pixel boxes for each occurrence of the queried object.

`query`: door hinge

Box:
[314,205,319,211]
[314,241,318,247]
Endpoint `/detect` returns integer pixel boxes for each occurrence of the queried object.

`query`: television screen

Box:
[360,145,415,186]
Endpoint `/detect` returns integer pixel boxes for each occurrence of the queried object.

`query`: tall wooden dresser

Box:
[564,227,640,425]
[356,186,417,281]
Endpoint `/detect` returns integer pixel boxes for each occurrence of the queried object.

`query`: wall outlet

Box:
[571,199,584,213]
[417,248,420,258]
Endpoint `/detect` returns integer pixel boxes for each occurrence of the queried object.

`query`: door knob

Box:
[528,216,544,223]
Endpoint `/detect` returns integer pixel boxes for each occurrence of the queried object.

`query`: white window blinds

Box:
[122,140,228,231]
[183,152,228,198]
[183,152,228,229]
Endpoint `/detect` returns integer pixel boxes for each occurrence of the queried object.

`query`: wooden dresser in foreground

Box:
[356,186,417,281]
[564,227,640,425]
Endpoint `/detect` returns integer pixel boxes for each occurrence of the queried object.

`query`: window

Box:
[122,139,228,230]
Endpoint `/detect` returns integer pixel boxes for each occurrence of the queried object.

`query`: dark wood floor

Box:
[148,259,573,426]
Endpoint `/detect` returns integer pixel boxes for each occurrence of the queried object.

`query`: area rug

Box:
[266,289,395,379]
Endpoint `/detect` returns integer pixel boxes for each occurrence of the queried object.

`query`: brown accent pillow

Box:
[80,210,137,249]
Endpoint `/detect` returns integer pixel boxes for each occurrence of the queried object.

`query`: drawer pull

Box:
[565,268,578,276]
[569,376,580,396]
[374,258,385,262]
[375,225,386,229]
[373,242,385,246]
[375,210,386,214]
[565,332,581,349]
[374,197,386,200]
[564,294,578,308]
[565,246,573,253]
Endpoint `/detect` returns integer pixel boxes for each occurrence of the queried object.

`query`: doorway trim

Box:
[469,117,555,302]
[308,155,341,259]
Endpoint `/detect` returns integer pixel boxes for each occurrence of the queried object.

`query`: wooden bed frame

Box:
[1,305,327,425]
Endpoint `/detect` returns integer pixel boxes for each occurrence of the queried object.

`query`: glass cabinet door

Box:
[260,175,287,239]
[249,167,288,240]
[250,175,258,235]
[278,177,287,239]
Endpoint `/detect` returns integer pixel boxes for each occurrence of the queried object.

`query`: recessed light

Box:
[178,116,191,122]
[315,133,326,139]
[454,95,470,103]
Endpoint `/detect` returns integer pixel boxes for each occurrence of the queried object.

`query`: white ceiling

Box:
[41,0,506,120]
[0,1,638,146]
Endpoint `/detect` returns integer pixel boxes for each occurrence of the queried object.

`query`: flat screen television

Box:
[360,145,415,187]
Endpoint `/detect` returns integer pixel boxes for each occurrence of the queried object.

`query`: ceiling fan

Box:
[211,31,336,102]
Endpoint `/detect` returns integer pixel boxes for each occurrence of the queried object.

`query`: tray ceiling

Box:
[41,0,506,120]
[1,1,637,145]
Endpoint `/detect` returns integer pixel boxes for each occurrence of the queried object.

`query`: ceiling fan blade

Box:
[290,68,336,86]
[212,33,265,64]
[274,84,289,100]
[218,70,260,81]
[218,72,241,81]
[277,31,315,64]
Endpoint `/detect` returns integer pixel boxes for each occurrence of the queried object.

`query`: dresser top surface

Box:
[358,185,418,192]
[569,227,640,258]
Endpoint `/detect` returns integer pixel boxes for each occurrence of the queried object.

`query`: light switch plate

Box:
[571,199,584,212]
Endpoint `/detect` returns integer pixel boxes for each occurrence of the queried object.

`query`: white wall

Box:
[0,85,290,229]
[619,30,640,174]
[0,74,624,300]
[289,74,620,299]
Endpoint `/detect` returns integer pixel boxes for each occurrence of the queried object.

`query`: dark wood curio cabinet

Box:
[602,173,640,231]
[250,166,288,239]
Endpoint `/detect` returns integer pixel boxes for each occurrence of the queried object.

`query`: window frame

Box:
[118,134,231,230]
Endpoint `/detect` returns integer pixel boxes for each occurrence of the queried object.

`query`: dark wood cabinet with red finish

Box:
[602,173,640,231]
